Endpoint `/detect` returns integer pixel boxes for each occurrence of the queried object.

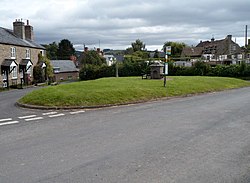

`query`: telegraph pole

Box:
[245,25,248,48]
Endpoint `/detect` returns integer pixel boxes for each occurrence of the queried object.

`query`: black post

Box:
[22,69,26,86]
[6,70,9,89]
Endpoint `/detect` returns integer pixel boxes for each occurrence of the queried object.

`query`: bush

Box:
[79,60,150,80]
[79,60,250,81]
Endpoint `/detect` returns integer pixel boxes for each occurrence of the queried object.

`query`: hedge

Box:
[79,61,250,80]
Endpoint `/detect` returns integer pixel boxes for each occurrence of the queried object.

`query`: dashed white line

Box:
[25,117,44,121]
[70,110,85,114]
[49,113,65,118]
[0,118,12,122]
[0,121,19,126]
[42,112,58,116]
[18,115,37,119]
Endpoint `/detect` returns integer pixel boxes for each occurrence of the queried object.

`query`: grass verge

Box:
[18,76,250,107]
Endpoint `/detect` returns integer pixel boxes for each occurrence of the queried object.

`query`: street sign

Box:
[166,46,171,55]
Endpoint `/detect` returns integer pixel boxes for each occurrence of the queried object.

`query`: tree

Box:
[163,41,186,58]
[153,49,159,58]
[57,39,75,60]
[38,54,54,83]
[81,50,106,66]
[43,42,58,60]
[131,39,146,52]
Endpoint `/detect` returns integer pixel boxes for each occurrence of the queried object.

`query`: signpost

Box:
[164,46,171,87]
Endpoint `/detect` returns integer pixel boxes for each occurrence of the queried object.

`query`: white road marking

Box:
[0,118,12,122]
[18,115,37,119]
[42,112,58,116]
[49,113,65,118]
[70,110,85,114]
[0,121,19,126]
[25,117,44,121]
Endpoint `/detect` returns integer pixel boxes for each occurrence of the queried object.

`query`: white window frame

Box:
[11,47,16,59]
[10,66,17,79]
[26,49,30,59]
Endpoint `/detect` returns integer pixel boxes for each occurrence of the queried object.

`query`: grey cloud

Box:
[1,0,250,50]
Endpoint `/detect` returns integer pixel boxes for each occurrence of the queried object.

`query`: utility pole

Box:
[245,25,248,61]
[245,25,248,48]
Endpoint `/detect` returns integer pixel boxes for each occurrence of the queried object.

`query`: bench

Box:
[141,74,150,79]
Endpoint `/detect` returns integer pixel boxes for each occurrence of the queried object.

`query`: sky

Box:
[0,0,250,51]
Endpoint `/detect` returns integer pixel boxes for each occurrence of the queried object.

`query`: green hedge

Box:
[79,61,149,80]
[79,61,250,81]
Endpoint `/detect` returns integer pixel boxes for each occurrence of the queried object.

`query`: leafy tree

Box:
[131,39,146,52]
[33,65,43,83]
[38,54,54,83]
[125,47,134,55]
[163,41,186,58]
[153,49,159,58]
[81,50,106,66]
[43,42,58,60]
[57,39,75,60]
[131,51,149,59]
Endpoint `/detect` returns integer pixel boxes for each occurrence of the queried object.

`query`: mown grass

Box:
[19,76,250,107]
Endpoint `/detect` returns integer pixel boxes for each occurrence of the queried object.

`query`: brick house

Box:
[181,35,245,66]
[0,19,46,88]
[50,60,79,82]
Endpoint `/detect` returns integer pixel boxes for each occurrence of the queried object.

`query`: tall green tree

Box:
[57,39,75,60]
[163,41,186,58]
[43,42,58,60]
[131,39,146,52]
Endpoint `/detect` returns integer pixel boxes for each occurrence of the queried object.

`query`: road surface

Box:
[1,87,250,182]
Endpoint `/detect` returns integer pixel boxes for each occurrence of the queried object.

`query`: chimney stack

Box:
[84,47,88,52]
[25,20,34,41]
[227,35,232,40]
[13,19,25,39]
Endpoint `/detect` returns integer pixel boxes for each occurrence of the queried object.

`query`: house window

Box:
[53,68,60,73]
[10,66,17,79]
[238,54,243,59]
[40,50,45,56]
[11,47,16,58]
[26,49,30,59]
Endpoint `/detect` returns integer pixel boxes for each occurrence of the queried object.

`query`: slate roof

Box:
[181,47,203,57]
[182,35,242,58]
[19,59,33,66]
[0,27,45,49]
[50,60,79,73]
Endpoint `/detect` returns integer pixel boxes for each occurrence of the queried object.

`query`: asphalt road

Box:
[1,87,250,182]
